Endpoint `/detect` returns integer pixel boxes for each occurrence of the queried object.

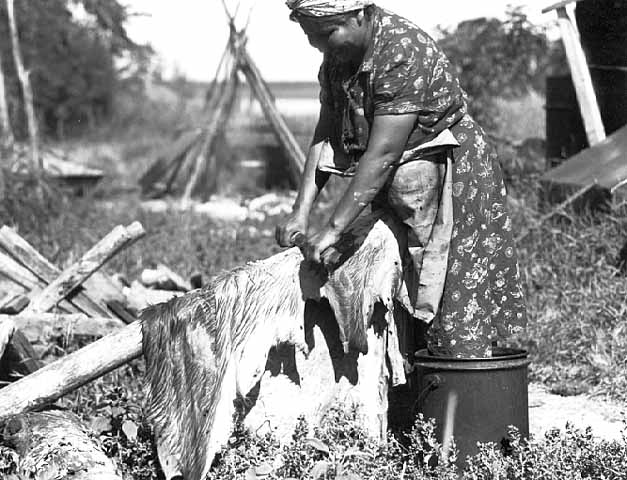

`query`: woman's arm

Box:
[275,105,332,247]
[302,112,418,263]
[292,104,333,217]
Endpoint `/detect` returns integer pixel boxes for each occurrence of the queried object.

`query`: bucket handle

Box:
[413,374,444,414]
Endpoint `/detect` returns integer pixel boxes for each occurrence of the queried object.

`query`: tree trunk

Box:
[1,410,122,479]
[0,48,14,147]
[5,0,40,170]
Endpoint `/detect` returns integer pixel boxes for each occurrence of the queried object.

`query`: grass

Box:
[2,87,627,478]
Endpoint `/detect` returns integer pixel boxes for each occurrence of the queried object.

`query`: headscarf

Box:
[286,0,374,18]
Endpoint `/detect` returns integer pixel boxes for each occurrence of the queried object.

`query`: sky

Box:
[124,0,561,82]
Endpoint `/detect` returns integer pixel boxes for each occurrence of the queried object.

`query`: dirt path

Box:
[528,383,626,441]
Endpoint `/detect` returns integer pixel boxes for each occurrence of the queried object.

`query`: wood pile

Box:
[0,221,200,477]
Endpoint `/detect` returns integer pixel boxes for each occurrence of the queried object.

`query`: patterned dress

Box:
[317,6,527,358]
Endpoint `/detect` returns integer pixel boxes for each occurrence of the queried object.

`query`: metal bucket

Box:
[414,348,530,469]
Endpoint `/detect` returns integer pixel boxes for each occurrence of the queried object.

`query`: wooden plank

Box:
[0,321,143,419]
[554,6,606,146]
[0,250,41,290]
[542,124,627,191]
[24,222,145,314]
[4,313,125,343]
[0,226,114,318]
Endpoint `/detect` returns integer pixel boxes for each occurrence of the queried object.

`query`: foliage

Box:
[465,425,627,479]
[0,0,150,139]
[207,408,459,480]
[437,6,565,129]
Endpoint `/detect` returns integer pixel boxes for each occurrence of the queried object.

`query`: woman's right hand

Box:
[275,211,309,247]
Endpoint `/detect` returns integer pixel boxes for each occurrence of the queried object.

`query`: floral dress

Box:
[317,6,527,358]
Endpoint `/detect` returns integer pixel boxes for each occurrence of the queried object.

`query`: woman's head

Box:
[287,1,375,61]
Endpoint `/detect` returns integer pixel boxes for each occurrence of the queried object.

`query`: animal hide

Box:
[141,214,408,480]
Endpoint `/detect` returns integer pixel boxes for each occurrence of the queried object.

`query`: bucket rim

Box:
[414,347,528,363]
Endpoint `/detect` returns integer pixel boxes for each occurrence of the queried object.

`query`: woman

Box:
[275,0,526,358]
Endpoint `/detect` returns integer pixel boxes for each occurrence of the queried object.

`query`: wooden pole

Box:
[182,48,240,202]
[552,6,606,146]
[0,226,112,318]
[24,222,145,314]
[0,321,143,419]
[238,48,306,186]
[5,0,40,170]
[4,313,125,343]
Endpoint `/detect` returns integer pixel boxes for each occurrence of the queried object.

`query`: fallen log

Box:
[4,313,125,344]
[1,410,122,479]
[24,222,145,314]
[0,321,142,418]
[0,292,29,314]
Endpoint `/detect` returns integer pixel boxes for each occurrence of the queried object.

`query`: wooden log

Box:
[0,225,122,318]
[0,321,142,419]
[0,250,41,290]
[1,410,122,479]
[3,313,125,344]
[24,222,145,314]
[0,292,29,314]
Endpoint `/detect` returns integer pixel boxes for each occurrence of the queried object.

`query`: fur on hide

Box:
[141,214,407,479]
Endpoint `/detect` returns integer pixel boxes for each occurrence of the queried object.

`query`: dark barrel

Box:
[414,347,530,469]
[546,0,627,167]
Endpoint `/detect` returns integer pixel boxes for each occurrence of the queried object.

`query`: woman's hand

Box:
[301,227,341,265]
[275,211,309,247]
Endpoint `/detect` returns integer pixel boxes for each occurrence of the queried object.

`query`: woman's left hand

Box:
[301,228,341,266]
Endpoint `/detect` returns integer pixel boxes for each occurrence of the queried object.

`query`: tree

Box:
[437,6,560,129]
[0,0,150,139]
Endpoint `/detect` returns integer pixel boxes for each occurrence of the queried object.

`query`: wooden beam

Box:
[0,226,118,318]
[23,222,145,314]
[552,6,606,145]
[0,321,143,419]
[4,313,125,343]
[0,292,29,314]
